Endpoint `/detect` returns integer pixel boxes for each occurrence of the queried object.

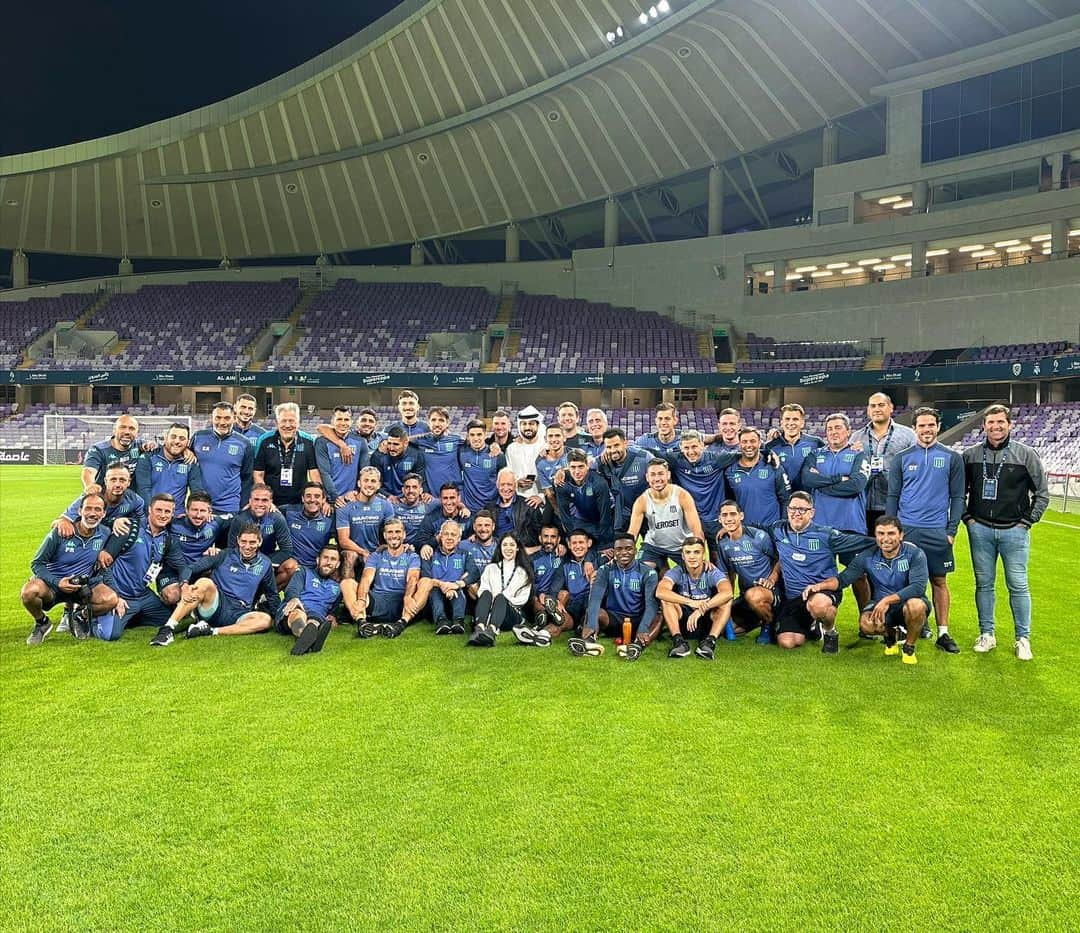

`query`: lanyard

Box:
[279,434,296,471]
[870,423,894,457]
[982,440,1008,482]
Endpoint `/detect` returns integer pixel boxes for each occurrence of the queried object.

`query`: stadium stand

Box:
[0,293,97,369]
[953,402,1080,474]
[268,281,497,372]
[501,295,713,374]
[38,281,300,370]
[963,342,1074,363]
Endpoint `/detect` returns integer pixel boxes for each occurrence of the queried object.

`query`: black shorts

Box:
[862,597,932,628]
[597,612,643,639]
[676,605,712,640]
[730,589,780,630]
[775,592,840,639]
[903,528,955,577]
[565,595,589,626]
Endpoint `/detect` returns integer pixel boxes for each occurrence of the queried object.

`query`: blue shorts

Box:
[640,544,684,571]
[862,597,932,623]
[367,590,405,623]
[118,591,172,629]
[902,528,955,577]
[196,594,249,628]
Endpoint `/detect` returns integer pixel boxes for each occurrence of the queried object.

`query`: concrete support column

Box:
[1051,218,1069,259]
[821,122,839,167]
[603,197,619,248]
[1049,152,1067,190]
[707,165,724,236]
[910,240,927,277]
[120,386,134,407]
[410,242,424,266]
[11,250,29,289]
[505,223,520,263]
[772,258,787,295]
[119,257,133,276]
[912,180,929,213]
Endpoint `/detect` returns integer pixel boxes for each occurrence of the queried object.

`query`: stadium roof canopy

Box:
[1,0,1077,260]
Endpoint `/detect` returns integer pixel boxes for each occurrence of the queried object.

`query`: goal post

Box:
[1046,472,1080,514]
[43,414,193,466]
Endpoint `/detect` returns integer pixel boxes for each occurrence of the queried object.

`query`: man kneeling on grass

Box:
[569,533,660,659]
[277,545,344,656]
[343,518,428,639]
[150,523,280,646]
[24,493,119,644]
[826,516,931,665]
[656,536,734,660]
[421,521,480,635]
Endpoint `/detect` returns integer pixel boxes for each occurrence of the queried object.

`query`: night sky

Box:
[3,0,402,156]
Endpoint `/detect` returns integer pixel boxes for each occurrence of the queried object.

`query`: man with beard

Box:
[514,529,596,648]
[82,414,142,491]
[663,431,741,558]
[504,405,546,500]
[556,402,589,449]
[59,463,144,563]
[278,545,343,656]
[597,428,653,536]
[283,483,335,574]
[387,390,429,438]
[554,451,614,553]
[417,483,473,559]
[192,402,254,515]
[345,519,427,639]
[393,473,429,547]
[168,492,224,564]
[254,402,321,510]
[535,425,569,514]
[463,509,498,605]
[23,493,119,644]
[370,426,427,500]
[852,393,917,534]
[413,406,466,493]
[886,406,965,653]
[134,422,204,518]
[724,427,790,528]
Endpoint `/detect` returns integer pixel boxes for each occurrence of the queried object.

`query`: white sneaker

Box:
[973,633,997,653]
[1014,637,1033,661]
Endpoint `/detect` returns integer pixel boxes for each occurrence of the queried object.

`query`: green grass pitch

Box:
[1,466,1077,931]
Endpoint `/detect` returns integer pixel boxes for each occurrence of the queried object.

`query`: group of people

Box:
[22,389,1049,663]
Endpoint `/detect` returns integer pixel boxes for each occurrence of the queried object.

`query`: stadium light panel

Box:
[841,267,863,274]
[649,6,659,19]
[639,12,649,24]
[794,265,818,273]
[785,273,802,280]
[993,239,1021,247]
[1006,244,1032,253]
[658,0,671,11]
[856,257,881,266]
[606,31,616,42]
[616,25,624,36]
[1070,229,1080,236]
[810,270,832,278]
[877,195,903,204]
[892,200,914,209]
[890,254,911,261]
[873,263,896,271]
[825,262,849,269]
[925,248,950,256]
[971,249,997,257]
[763,269,774,275]
[957,244,984,252]
[1029,234,1051,242]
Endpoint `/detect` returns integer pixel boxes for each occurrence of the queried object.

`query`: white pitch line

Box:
[1041,519,1080,529]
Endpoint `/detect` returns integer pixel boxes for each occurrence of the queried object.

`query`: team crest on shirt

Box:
[733,475,742,484]
[933,456,946,469]
[315,521,327,532]
[757,469,770,479]
[228,444,240,455]
[807,539,821,551]
[897,559,910,572]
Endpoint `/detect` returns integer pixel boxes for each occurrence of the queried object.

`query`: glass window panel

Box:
[930,83,961,121]
[959,111,990,155]
[990,65,1023,106]
[930,118,959,161]
[1064,48,1080,90]
[1012,166,1039,189]
[1030,91,1062,139]
[1030,53,1062,97]
[1063,86,1080,132]
[922,90,932,123]
[989,102,1022,148]
[960,74,990,114]
[921,129,932,163]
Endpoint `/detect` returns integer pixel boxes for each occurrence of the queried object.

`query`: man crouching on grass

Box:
[150,524,280,646]
[277,545,344,656]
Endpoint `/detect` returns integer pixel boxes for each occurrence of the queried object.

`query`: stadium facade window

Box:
[922,48,1080,164]
[930,166,1040,207]
[817,207,849,226]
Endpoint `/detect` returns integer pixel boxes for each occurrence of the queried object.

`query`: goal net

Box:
[1047,472,1080,514]
[43,414,193,466]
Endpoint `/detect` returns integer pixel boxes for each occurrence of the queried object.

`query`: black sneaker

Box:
[150,626,174,647]
[694,636,716,660]
[935,632,960,654]
[624,642,644,661]
[512,624,539,645]
[821,630,839,655]
[449,621,466,635]
[26,618,53,645]
[920,622,932,639]
[434,620,453,636]
[883,627,897,649]
[309,618,333,653]
[356,620,378,638]
[467,623,496,647]
[668,636,691,659]
[382,620,405,639]
[69,604,92,641]
[186,620,212,639]
[857,630,878,641]
[568,634,603,657]
[291,621,320,656]
[808,620,822,642]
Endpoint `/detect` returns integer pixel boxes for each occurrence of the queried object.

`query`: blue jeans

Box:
[967,522,1031,639]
